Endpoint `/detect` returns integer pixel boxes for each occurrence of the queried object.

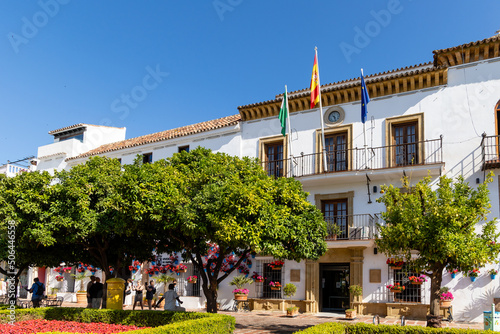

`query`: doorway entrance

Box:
[320,263,350,312]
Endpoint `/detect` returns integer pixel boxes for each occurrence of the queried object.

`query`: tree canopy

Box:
[127,148,327,312]
[376,174,500,323]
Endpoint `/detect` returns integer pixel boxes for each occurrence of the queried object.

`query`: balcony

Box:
[325,214,379,241]
[262,137,443,180]
[0,164,29,177]
[482,135,500,170]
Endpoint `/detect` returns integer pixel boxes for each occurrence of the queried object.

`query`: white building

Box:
[32,34,500,321]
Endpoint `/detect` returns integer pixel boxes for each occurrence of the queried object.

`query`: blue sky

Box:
[1,1,499,166]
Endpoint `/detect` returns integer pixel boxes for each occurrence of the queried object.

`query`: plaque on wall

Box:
[369,269,381,283]
[290,269,300,282]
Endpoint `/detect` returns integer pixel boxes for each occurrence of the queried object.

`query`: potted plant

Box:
[251,272,264,283]
[439,287,453,308]
[386,283,405,293]
[267,260,284,270]
[386,258,404,270]
[71,272,89,304]
[329,223,342,240]
[283,283,298,317]
[187,275,198,284]
[408,275,427,285]
[489,269,498,279]
[55,275,64,282]
[448,268,459,279]
[269,281,282,290]
[346,285,362,319]
[468,269,480,282]
[229,275,253,301]
[175,264,187,273]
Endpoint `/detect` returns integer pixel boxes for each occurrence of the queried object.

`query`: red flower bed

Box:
[0,319,149,333]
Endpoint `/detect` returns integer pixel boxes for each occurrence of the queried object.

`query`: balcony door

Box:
[393,122,418,166]
[325,132,347,172]
[264,142,284,177]
[322,199,348,239]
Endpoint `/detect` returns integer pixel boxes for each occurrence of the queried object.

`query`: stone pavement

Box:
[59,301,485,334]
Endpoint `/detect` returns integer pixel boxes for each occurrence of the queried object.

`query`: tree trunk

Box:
[202,277,219,313]
[427,264,444,327]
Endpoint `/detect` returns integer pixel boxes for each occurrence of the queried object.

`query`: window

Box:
[390,264,423,303]
[143,153,152,164]
[322,199,348,239]
[385,113,424,168]
[255,260,283,299]
[57,132,84,143]
[496,100,500,136]
[178,145,190,153]
[393,122,418,166]
[325,132,347,172]
[316,125,352,173]
[259,136,287,178]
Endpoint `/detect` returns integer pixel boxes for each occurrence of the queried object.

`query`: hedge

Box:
[294,322,493,334]
[0,308,235,334]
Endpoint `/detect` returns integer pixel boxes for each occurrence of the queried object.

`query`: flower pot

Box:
[287,308,299,317]
[177,269,187,273]
[270,287,280,291]
[470,276,476,282]
[76,292,87,304]
[390,266,402,270]
[345,309,357,319]
[411,281,422,285]
[188,280,197,284]
[272,267,282,271]
[234,294,248,301]
[390,288,402,293]
[491,274,497,280]
[255,279,264,283]
[440,300,451,308]
[451,273,456,279]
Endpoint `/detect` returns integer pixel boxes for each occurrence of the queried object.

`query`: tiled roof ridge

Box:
[66,114,241,161]
[432,34,500,55]
[48,123,125,135]
[37,152,67,160]
[238,63,441,109]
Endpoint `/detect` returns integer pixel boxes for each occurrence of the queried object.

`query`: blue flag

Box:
[361,70,370,124]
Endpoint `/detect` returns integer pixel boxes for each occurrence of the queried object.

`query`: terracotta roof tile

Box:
[432,34,500,55]
[49,123,125,135]
[67,114,241,161]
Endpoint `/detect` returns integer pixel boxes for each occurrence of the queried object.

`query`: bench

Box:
[41,297,63,307]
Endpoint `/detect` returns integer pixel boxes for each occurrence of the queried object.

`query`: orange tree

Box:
[130,148,328,313]
[376,174,500,326]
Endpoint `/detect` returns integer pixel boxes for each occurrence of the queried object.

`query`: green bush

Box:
[0,307,235,334]
[295,322,491,334]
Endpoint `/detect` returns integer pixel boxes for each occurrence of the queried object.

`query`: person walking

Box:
[132,282,144,310]
[25,277,45,308]
[89,277,103,309]
[145,280,156,310]
[86,275,96,308]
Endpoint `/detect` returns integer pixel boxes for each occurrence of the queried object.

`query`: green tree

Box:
[376,174,500,325]
[52,156,156,281]
[0,171,74,304]
[136,148,327,313]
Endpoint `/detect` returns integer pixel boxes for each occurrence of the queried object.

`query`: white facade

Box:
[31,35,500,321]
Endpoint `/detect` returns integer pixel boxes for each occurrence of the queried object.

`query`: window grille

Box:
[256,260,283,299]
[389,264,426,303]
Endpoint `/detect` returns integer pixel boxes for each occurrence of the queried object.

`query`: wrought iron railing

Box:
[325,214,379,241]
[481,134,500,170]
[261,137,443,178]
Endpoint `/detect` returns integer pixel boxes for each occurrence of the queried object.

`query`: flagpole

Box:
[285,85,294,177]
[361,68,368,169]
[315,47,327,172]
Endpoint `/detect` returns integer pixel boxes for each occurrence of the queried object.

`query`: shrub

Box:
[294,322,345,333]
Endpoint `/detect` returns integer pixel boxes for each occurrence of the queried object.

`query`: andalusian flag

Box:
[279,90,288,136]
[310,54,320,109]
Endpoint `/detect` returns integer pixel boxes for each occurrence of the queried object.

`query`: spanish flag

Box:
[310,54,320,109]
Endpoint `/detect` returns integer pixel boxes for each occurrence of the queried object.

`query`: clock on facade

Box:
[324,107,345,126]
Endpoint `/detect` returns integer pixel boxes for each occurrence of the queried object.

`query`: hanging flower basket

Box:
[386,258,404,270]
[55,275,64,282]
[386,283,405,293]
[255,279,264,283]
[267,260,284,270]
[271,287,280,291]
[409,275,427,285]
[269,281,281,290]
[451,273,456,279]
[187,275,197,284]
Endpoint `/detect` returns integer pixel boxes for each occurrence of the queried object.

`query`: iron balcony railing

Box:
[325,214,379,241]
[262,137,443,178]
[481,134,500,170]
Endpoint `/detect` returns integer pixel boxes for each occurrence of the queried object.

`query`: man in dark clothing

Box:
[89,277,103,309]
[25,277,45,308]
[86,275,96,308]
[145,280,156,310]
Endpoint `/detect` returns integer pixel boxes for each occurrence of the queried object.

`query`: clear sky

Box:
[1,1,499,166]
